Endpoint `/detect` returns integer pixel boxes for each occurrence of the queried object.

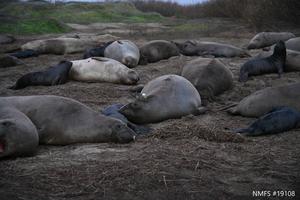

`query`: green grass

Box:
[0,2,163,35]
[173,23,209,32]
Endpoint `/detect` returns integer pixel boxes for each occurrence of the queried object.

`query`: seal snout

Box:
[127,70,139,84]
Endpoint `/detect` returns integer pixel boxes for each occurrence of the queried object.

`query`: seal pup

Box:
[102,104,151,134]
[239,41,286,82]
[234,107,300,136]
[10,61,72,90]
[83,41,114,59]
[9,49,39,59]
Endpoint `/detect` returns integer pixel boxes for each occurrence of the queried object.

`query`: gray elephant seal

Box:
[0,55,24,68]
[239,41,286,82]
[174,40,249,57]
[0,106,39,158]
[285,37,300,52]
[10,61,72,90]
[21,38,99,55]
[181,58,233,103]
[247,32,295,49]
[256,49,300,72]
[228,82,300,117]
[0,95,136,158]
[119,74,205,124]
[104,40,140,68]
[70,57,139,84]
[139,40,180,65]
[234,107,300,136]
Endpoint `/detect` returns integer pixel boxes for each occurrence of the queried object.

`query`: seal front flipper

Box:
[192,106,208,116]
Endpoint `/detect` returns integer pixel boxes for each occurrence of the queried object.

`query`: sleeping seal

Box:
[228,82,300,117]
[174,40,249,57]
[10,61,72,90]
[234,107,300,136]
[0,95,136,158]
[139,40,180,65]
[247,32,295,49]
[181,58,234,103]
[70,57,139,85]
[239,41,286,82]
[104,40,140,68]
[119,74,205,124]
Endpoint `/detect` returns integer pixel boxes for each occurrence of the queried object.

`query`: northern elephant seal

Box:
[228,82,300,117]
[174,40,249,57]
[104,40,140,68]
[181,58,234,103]
[0,55,24,68]
[256,49,300,72]
[0,95,136,158]
[10,61,72,90]
[102,104,151,135]
[247,32,295,49]
[119,74,205,124]
[70,57,139,84]
[83,41,113,59]
[234,107,300,136]
[139,40,180,65]
[0,106,39,158]
[285,37,300,52]
[9,49,39,59]
[239,41,286,82]
[21,38,98,55]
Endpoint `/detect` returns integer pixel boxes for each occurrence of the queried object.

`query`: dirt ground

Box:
[0,21,300,200]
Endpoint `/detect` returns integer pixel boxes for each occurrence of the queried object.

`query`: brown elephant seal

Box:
[0,35,15,44]
[174,40,249,57]
[139,40,180,65]
[247,32,295,49]
[119,74,205,124]
[0,95,136,158]
[21,38,99,55]
[228,82,300,117]
[0,54,24,68]
[104,40,140,68]
[285,37,300,52]
[239,41,286,82]
[181,58,234,103]
[10,61,72,90]
[70,57,139,84]
[256,49,300,72]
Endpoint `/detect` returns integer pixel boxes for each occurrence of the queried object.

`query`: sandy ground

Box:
[0,21,300,200]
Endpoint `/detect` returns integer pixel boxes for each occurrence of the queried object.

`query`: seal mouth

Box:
[0,139,5,154]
